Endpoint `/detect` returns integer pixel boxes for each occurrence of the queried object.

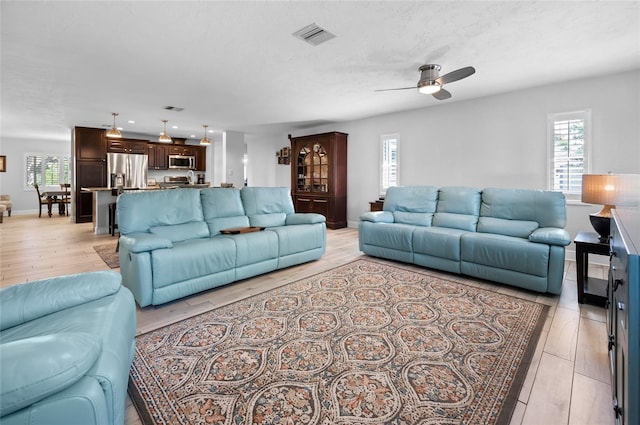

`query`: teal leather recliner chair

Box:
[0,271,136,425]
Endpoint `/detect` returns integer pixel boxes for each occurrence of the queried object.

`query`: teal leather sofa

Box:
[0,271,136,425]
[359,186,571,294]
[117,187,326,307]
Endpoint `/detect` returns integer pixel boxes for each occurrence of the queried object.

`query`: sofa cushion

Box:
[285,213,326,225]
[477,217,539,238]
[461,233,549,277]
[432,212,478,232]
[267,224,325,257]
[207,216,251,236]
[118,189,204,234]
[383,186,438,213]
[0,271,121,331]
[480,188,566,228]
[360,211,394,223]
[393,211,433,226]
[432,186,481,231]
[413,227,468,261]
[151,238,236,288]
[240,187,295,228]
[200,188,245,220]
[436,186,482,214]
[0,333,102,416]
[149,221,210,243]
[249,212,287,228]
[220,231,279,266]
[359,221,415,252]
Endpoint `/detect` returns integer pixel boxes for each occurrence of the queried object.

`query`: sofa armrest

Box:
[360,211,394,223]
[0,333,102,417]
[529,227,571,246]
[119,232,173,253]
[0,271,121,331]
[285,213,326,225]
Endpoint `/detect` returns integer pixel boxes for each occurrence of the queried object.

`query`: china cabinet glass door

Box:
[297,143,328,192]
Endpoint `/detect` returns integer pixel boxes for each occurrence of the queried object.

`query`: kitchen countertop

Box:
[82,184,212,191]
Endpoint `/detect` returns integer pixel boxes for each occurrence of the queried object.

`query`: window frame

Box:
[24,152,71,191]
[547,109,591,201]
[380,133,400,195]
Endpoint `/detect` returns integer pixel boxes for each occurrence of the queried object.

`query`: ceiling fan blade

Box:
[432,88,452,100]
[374,86,415,92]
[436,66,475,85]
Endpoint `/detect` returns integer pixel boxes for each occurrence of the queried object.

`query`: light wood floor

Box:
[0,214,614,425]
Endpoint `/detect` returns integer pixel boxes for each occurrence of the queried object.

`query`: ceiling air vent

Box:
[163,106,184,112]
[293,23,335,46]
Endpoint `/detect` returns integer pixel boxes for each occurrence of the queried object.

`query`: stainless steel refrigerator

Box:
[107,153,148,188]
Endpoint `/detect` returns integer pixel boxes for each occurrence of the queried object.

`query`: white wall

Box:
[245,132,291,187]
[287,70,640,261]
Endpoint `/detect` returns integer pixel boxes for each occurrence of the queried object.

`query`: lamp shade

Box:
[582,174,640,207]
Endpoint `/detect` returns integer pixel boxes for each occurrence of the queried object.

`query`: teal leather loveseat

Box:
[117,187,326,307]
[359,186,571,294]
[0,271,136,425]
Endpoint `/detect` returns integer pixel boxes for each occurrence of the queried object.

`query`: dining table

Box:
[40,190,70,217]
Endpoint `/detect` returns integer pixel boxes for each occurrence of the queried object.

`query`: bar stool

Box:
[108,202,118,236]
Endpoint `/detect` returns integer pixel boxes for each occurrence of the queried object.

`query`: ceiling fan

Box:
[375,64,476,100]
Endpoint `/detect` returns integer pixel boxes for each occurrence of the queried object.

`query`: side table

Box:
[574,231,609,305]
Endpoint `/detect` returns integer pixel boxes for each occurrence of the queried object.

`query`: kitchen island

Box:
[82,184,210,234]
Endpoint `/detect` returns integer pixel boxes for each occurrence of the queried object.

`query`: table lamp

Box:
[581,174,640,242]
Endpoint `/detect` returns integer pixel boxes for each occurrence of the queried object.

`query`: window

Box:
[380,133,399,195]
[25,153,70,190]
[547,110,590,199]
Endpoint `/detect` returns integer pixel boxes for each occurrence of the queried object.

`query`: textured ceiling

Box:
[1,1,639,143]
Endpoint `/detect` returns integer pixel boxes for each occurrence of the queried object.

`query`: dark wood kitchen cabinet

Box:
[168,145,195,156]
[194,145,206,171]
[290,132,347,229]
[73,127,107,223]
[107,138,147,154]
[147,142,169,170]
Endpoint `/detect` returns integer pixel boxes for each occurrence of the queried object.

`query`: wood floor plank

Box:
[569,373,614,425]
[521,353,574,425]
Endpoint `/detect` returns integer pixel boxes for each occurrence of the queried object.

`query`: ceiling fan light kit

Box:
[418,80,441,94]
[376,63,476,100]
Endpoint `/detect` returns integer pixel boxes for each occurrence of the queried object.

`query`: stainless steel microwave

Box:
[168,155,195,169]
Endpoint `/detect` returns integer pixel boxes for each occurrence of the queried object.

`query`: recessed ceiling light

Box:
[128,120,135,124]
[190,134,196,138]
[208,129,214,133]
[172,125,178,129]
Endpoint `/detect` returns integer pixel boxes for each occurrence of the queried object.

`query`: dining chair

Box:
[0,195,12,217]
[33,183,49,218]
[60,183,71,216]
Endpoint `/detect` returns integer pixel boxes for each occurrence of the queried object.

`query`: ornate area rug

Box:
[93,243,119,269]
[129,259,548,425]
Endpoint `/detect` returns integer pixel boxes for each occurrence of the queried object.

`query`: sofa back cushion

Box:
[200,188,250,235]
[149,221,210,243]
[117,189,205,235]
[383,186,438,226]
[240,187,294,227]
[480,188,567,228]
[433,186,481,231]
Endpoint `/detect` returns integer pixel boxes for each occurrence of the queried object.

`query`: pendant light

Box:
[159,119,172,143]
[106,112,122,138]
[200,125,211,145]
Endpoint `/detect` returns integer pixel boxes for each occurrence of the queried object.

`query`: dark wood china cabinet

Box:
[289,132,347,229]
